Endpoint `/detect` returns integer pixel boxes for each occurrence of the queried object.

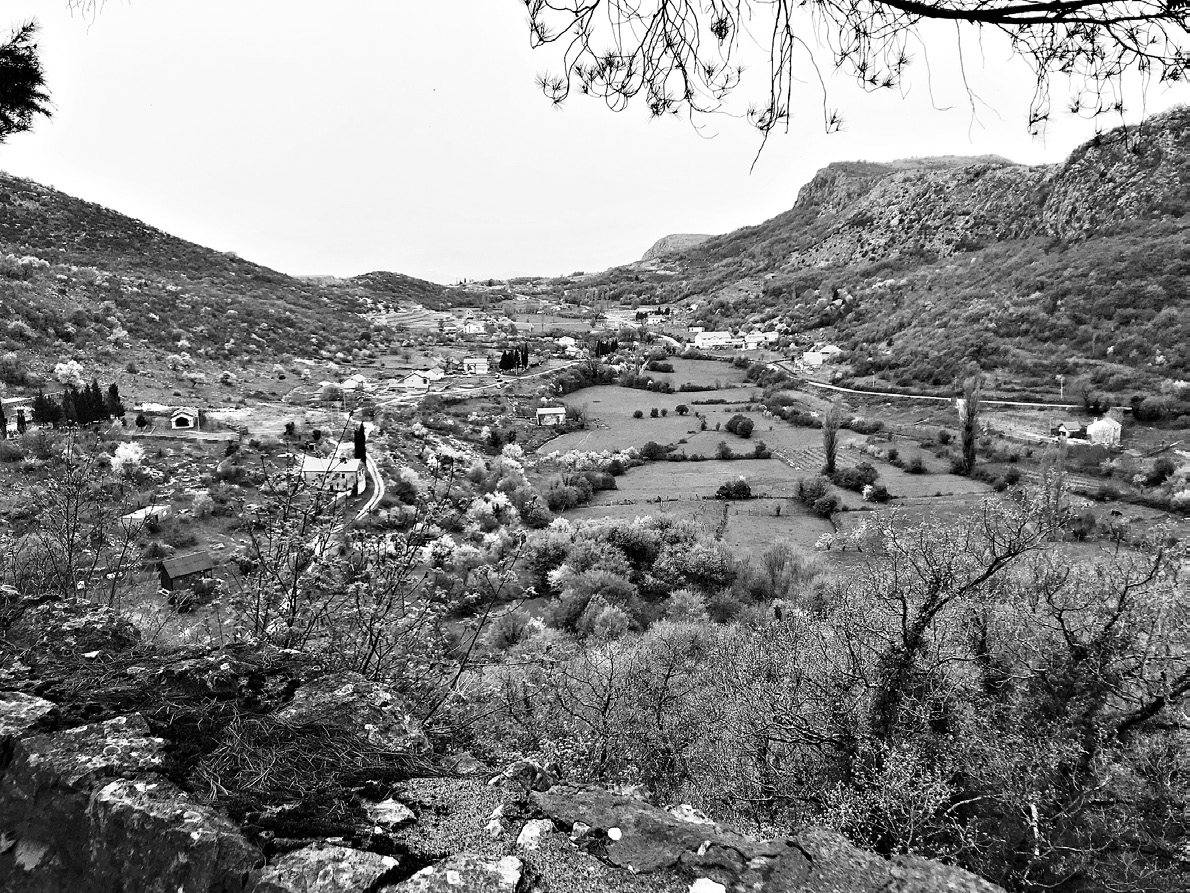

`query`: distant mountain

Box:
[600,108,1189,392]
[0,173,447,370]
[641,233,713,261]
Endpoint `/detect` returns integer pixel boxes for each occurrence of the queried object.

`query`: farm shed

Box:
[536,407,567,427]
[122,504,174,525]
[170,407,200,429]
[463,357,490,375]
[158,551,215,592]
[1051,420,1087,440]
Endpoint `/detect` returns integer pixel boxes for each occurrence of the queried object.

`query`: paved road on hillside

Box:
[773,363,1079,410]
[356,454,385,520]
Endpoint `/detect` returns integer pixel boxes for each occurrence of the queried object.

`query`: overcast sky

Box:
[2,2,1186,284]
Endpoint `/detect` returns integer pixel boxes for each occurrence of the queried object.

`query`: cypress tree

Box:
[61,388,78,426]
[353,423,366,462]
[106,383,126,418]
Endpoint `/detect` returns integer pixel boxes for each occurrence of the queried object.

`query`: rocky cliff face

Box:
[662,107,1188,273]
[642,233,714,261]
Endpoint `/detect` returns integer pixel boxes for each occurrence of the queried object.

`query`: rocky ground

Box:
[0,597,1005,893]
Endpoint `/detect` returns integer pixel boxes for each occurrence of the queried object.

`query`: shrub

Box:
[675,404,689,415]
[848,418,884,435]
[751,441,771,459]
[641,441,671,461]
[633,409,644,419]
[812,495,839,518]
[798,476,830,506]
[886,448,899,463]
[725,415,754,438]
[906,456,927,474]
[650,407,659,418]
[715,478,752,500]
[938,429,952,445]
[716,441,735,460]
[660,408,668,417]
[831,462,879,492]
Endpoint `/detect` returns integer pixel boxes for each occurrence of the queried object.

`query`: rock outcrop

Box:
[642,233,714,261]
[532,785,1003,892]
[276,671,431,755]
[0,712,262,893]
[1,688,1008,893]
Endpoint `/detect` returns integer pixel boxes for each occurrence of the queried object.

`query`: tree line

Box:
[28,380,125,429]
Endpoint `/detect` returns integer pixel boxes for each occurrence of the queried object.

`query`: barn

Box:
[158,551,215,592]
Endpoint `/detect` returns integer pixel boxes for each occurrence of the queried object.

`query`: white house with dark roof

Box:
[536,407,567,427]
[299,454,366,495]
[170,407,200,429]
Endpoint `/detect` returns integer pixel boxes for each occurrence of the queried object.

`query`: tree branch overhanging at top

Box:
[0,21,52,144]
[523,0,1190,135]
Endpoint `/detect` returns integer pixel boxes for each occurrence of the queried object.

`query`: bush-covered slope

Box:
[0,173,447,364]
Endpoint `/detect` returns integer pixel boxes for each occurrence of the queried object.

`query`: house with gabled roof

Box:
[158,551,215,592]
[170,407,200,429]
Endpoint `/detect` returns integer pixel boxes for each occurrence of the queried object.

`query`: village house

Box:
[158,551,215,592]
[1051,419,1087,440]
[299,454,367,495]
[1086,416,1123,446]
[463,356,490,375]
[170,407,200,429]
[535,406,567,427]
[340,373,374,393]
[688,326,705,335]
[122,504,174,526]
[743,332,778,350]
[1,396,33,435]
[800,344,843,368]
[555,336,578,350]
[462,321,488,336]
[694,331,734,350]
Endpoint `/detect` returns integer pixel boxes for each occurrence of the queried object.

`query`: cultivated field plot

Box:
[511,313,592,333]
[374,306,452,330]
[642,358,752,389]
[565,496,834,554]
[546,387,998,516]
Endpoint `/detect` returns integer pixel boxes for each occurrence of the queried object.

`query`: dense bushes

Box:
[724,414,754,438]
[714,478,752,500]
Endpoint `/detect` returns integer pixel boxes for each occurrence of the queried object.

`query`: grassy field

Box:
[643,358,752,389]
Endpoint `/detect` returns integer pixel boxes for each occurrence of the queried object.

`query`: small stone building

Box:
[536,407,566,427]
[158,551,215,592]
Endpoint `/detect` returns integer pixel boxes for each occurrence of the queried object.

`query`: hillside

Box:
[614,108,1190,392]
[0,173,448,373]
[641,232,713,261]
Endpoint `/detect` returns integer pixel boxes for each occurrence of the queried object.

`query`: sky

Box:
[2,1,1187,285]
